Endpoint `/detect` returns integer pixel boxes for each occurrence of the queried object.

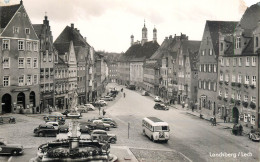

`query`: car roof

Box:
[92,129,106,133]
[46,121,59,124]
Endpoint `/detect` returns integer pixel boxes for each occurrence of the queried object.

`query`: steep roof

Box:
[150,38,173,59]
[54,42,70,55]
[0,4,21,29]
[239,2,260,30]
[207,21,238,55]
[54,26,90,47]
[119,41,159,62]
[57,55,66,65]
[242,38,254,55]
[32,24,43,37]
[181,40,201,55]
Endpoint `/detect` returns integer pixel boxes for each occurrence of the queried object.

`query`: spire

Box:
[153,25,157,42]
[131,35,134,46]
[142,19,148,45]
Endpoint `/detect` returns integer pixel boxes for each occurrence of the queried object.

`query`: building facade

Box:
[197,21,238,118]
[33,15,55,111]
[0,1,40,114]
[218,4,260,128]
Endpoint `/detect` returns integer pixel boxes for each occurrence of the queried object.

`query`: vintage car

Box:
[87,120,110,131]
[0,140,23,156]
[43,113,66,125]
[154,96,162,102]
[34,124,58,137]
[141,90,149,96]
[79,123,91,134]
[77,105,88,113]
[91,130,117,144]
[67,110,81,119]
[100,96,113,101]
[127,85,136,90]
[98,117,118,128]
[58,125,69,133]
[154,103,169,110]
[46,121,59,130]
[85,104,95,111]
[0,116,16,124]
[249,129,260,141]
[96,100,107,106]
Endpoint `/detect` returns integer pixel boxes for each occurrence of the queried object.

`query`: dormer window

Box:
[235,37,241,49]
[25,28,30,34]
[13,27,19,34]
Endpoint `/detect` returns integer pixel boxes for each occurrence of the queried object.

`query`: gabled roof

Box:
[54,42,70,55]
[119,41,159,62]
[206,21,238,55]
[0,4,21,29]
[54,26,90,47]
[181,40,201,55]
[242,38,254,55]
[32,24,44,37]
[239,2,260,30]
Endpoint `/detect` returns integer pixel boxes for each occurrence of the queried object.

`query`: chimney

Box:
[71,23,74,29]
[169,35,172,39]
[84,37,87,41]
[165,37,168,40]
[20,0,23,5]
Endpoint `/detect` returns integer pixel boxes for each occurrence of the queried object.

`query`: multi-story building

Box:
[148,34,188,103]
[54,41,77,110]
[0,1,40,114]
[143,60,160,94]
[54,24,91,106]
[176,41,200,106]
[218,4,260,128]
[33,15,55,111]
[95,52,108,98]
[87,46,95,102]
[197,21,238,118]
[53,53,69,110]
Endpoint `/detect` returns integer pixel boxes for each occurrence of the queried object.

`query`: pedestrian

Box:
[192,105,194,112]
[123,93,126,98]
[213,117,217,126]
[223,115,226,123]
[238,124,243,135]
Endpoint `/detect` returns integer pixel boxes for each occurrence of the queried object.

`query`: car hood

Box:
[7,144,23,148]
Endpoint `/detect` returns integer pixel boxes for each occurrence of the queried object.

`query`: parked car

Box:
[46,121,59,130]
[98,117,118,128]
[34,124,58,137]
[61,110,70,116]
[0,140,23,155]
[154,103,169,110]
[91,130,117,144]
[154,96,161,102]
[58,125,69,133]
[101,96,113,101]
[141,91,149,96]
[0,116,16,124]
[79,123,91,134]
[127,85,136,90]
[85,104,95,111]
[97,100,107,106]
[77,105,88,113]
[88,120,110,131]
[43,115,65,125]
[249,129,260,141]
[67,110,81,119]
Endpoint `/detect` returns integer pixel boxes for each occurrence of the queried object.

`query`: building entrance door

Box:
[2,94,12,113]
[232,107,239,124]
[17,92,25,109]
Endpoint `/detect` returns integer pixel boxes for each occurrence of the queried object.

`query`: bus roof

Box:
[143,117,169,126]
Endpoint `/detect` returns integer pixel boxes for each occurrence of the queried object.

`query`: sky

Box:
[1,0,259,53]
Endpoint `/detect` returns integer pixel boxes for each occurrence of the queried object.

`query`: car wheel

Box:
[106,127,110,131]
[38,132,44,137]
[12,150,19,156]
[142,130,145,135]
[151,136,154,142]
[110,138,116,144]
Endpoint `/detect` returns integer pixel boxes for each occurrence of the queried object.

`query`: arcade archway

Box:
[2,94,12,113]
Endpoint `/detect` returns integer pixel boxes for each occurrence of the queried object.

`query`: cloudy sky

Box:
[1,0,259,52]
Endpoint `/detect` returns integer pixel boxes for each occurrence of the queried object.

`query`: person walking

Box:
[223,115,226,123]
[123,93,126,98]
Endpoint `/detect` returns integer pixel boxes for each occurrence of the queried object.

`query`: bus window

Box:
[162,126,168,131]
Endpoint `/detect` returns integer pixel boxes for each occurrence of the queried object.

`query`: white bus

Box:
[142,117,170,142]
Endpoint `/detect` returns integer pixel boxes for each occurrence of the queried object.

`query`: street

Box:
[0,83,258,162]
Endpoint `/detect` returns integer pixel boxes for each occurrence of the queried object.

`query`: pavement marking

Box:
[7,156,12,162]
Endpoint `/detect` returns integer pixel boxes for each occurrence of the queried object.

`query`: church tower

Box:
[141,20,148,45]
[153,26,157,42]
[131,35,134,46]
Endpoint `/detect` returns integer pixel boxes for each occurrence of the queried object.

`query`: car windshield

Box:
[154,126,169,131]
